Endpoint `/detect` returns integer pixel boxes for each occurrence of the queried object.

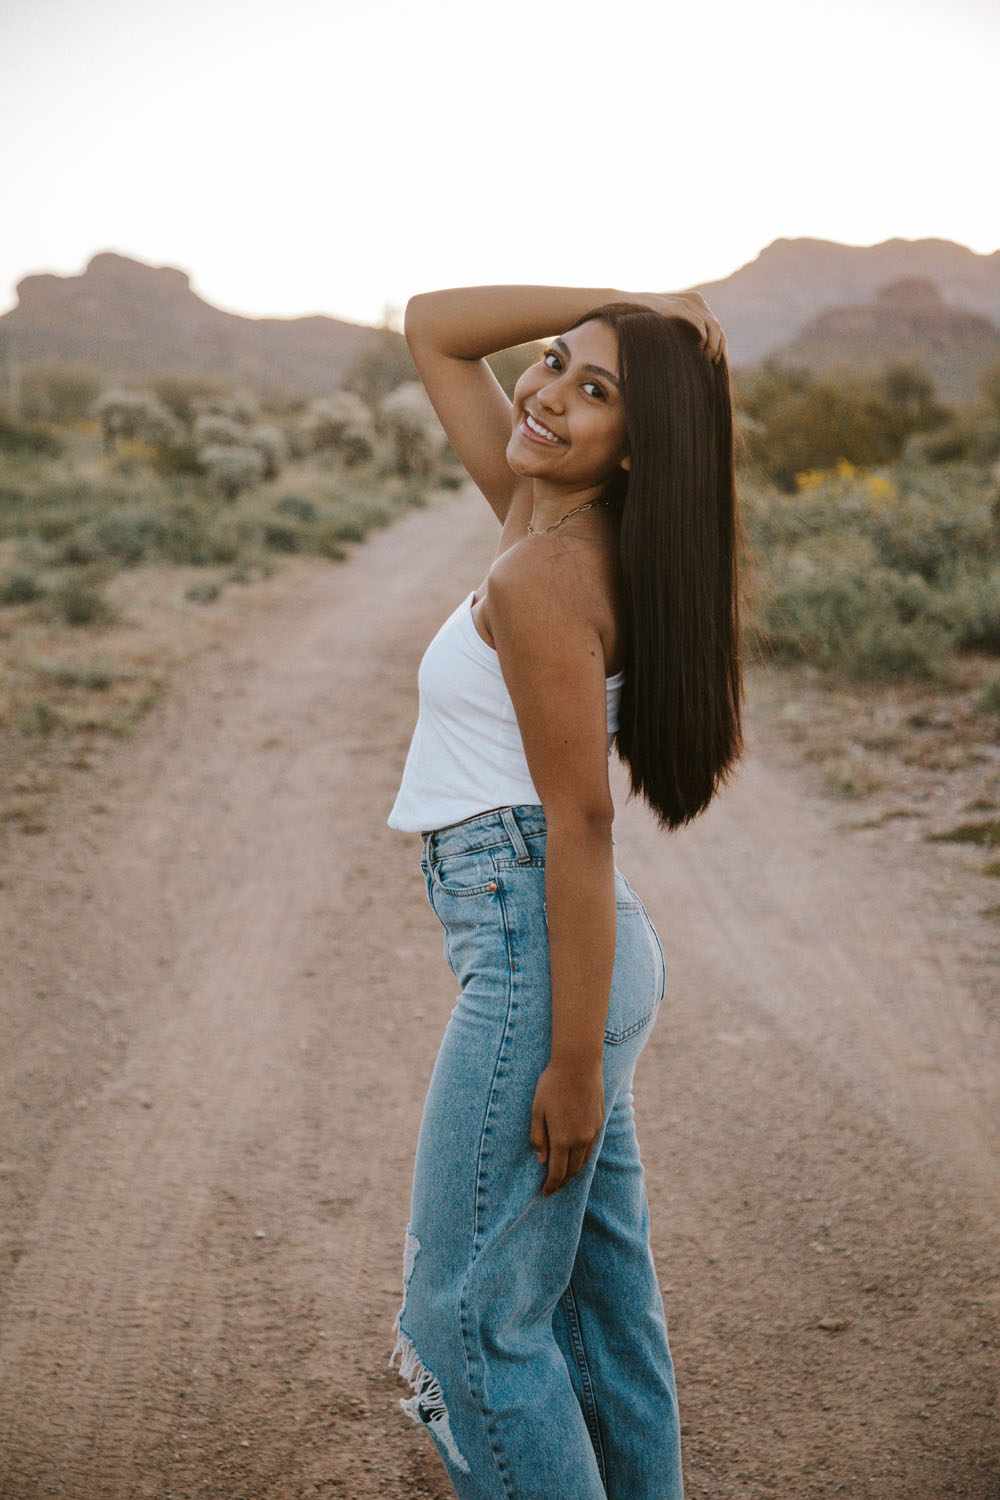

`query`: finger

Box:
[530,1106,548,1165]
[542,1146,569,1197]
[564,1145,590,1186]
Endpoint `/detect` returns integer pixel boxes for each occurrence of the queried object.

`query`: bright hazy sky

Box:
[1,0,996,327]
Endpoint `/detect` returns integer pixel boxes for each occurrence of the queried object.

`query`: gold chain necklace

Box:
[526,497,614,536]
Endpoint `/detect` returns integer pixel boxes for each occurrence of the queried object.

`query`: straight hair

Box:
[570,305,743,828]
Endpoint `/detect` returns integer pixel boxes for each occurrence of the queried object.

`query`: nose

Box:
[537,373,566,413]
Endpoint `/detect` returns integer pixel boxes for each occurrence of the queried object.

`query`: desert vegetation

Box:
[733,361,1000,900]
[736,359,1000,686]
[2,342,998,870]
[0,342,467,811]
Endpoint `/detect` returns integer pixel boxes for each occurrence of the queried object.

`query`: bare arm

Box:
[486,540,618,1195]
[404,285,724,525]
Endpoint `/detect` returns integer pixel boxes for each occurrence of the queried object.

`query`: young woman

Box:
[387,285,741,1500]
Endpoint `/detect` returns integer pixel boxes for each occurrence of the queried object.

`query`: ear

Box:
[620,454,631,472]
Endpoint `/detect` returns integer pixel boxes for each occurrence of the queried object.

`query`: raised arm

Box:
[404,285,724,524]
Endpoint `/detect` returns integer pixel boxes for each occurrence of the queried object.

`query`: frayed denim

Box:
[392,805,683,1500]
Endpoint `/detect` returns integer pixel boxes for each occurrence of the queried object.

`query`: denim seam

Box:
[430,830,546,859]
[604,1010,657,1045]
[560,1280,608,1487]
[432,877,499,899]
[456,869,521,1499]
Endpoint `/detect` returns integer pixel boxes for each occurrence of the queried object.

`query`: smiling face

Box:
[506,319,630,493]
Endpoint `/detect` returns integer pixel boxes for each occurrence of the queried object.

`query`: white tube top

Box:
[388,590,625,833]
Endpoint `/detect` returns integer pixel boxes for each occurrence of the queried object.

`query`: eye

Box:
[582,379,607,401]
[542,348,562,370]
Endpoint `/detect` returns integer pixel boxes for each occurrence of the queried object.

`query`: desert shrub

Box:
[34,507,84,542]
[21,365,102,424]
[314,524,348,560]
[151,374,227,425]
[848,615,954,681]
[262,518,305,553]
[380,381,442,477]
[743,459,999,681]
[193,412,244,448]
[274,495,319,524]
[978,363,1000,417]
[327,514,366,544]
[247,423,288,480]
[62,500,224,568]
[33,659,118,689]
[185,580,222,604]
[225,390,259,426]
[94,389,180,450]
[344,324,415,404]
[1,568,46,605]
[736,363,949,490]
[299,392,376,464]
[151,436,203,477]
[0,413,62,456]
[755,567,954,680]
[934,566,1000,653]
[19,700,61,736]
[199,443,266,500]
[911,415,1000,466]
[52,572,114,626]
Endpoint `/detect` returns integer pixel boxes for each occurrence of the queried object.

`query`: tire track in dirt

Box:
[0,487,997,1499]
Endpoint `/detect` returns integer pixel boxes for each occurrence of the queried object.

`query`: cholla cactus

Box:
[248,423,288,480]
[228,389,260,425]
[194,411,245,448]
[299,391,376,464]
[199,442,266,501]
[380,381,442,477]
[142,401,183,446]
[94,388,180,451]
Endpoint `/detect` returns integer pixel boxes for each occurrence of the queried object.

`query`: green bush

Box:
[262,519,304,553]
[151,437,203,477]
[21,366,102,424]
[33,659,117,689]
[935,566,1000,653]
[63,502,216,568]
[736,363,951,490]
[185,580,222,604]
[273,494,319,524]
[19,700,61,735]
[0,413,61,456]
[51,573,114,626]
[1,568,46,605]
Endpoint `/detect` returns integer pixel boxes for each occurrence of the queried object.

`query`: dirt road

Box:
[1,488,998,1499]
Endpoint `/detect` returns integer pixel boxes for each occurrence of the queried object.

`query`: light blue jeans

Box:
[392,805,683,1499]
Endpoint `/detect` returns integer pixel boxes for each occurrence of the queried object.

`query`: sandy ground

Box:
[0,487,998,1500]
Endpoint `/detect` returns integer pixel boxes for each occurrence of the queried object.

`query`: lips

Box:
[521,408,565,446]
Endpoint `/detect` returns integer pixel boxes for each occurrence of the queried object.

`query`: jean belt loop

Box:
[423,829,437,865]
[500,806,531,864]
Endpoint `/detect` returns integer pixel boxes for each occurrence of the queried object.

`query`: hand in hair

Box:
[627,291,727,364]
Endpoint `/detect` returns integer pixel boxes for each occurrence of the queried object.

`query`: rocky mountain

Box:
[692,236,1000,366]
[0,252,371,398]
[2,238,1000,400]
[770,278,1000,400]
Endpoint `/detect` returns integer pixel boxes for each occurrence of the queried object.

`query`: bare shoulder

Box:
[484,532,615,666]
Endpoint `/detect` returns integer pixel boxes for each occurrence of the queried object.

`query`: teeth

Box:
[525,411,559,442]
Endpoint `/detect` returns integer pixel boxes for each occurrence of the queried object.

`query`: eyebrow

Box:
[552,337,622,393]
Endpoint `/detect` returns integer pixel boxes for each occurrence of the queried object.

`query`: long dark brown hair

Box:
[569,304,743,828]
